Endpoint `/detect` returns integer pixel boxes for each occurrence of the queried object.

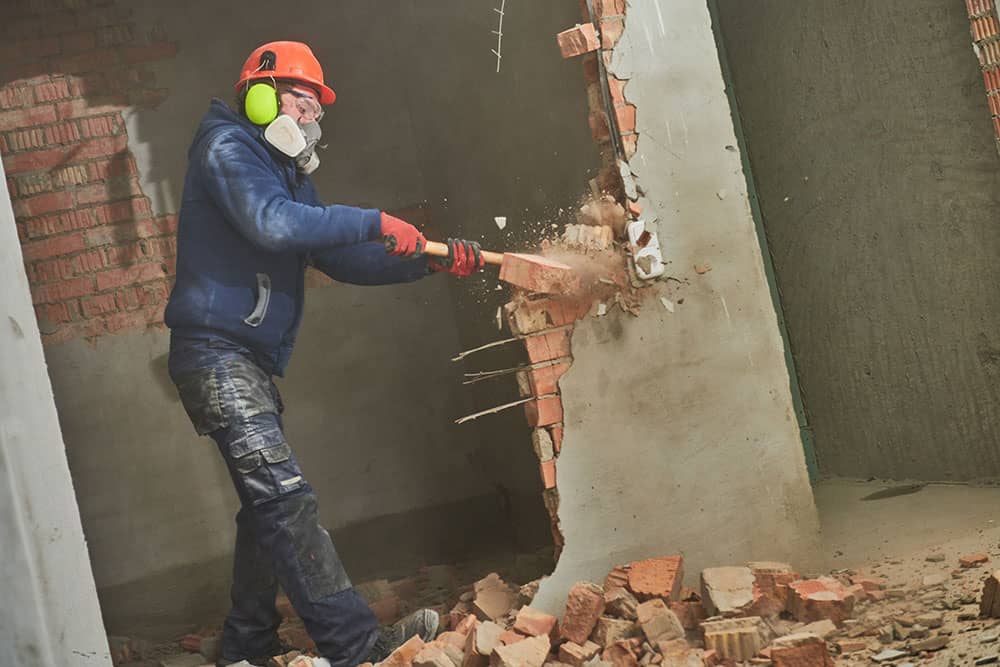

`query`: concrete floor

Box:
[815,478,1000,572]
[97,478,1000,642]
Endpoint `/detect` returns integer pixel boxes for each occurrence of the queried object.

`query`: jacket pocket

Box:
[243,273,271,327]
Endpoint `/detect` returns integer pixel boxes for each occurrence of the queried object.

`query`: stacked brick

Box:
[967,0,1000,152]
[558,1,639,216]
[0,0,178,344]
[504,293,593,556]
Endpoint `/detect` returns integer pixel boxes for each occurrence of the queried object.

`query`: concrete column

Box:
[0,162,110,665]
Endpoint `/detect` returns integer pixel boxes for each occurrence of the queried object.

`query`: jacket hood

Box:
[189,99,267,159]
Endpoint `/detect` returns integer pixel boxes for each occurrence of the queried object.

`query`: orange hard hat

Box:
[235,41,336,105]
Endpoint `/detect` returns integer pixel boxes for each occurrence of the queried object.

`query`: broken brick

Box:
[549,425,564,455]
[961,553,990,568]
[514,606,559,640]
[787,578,855,626]
[499,630,527,645]
[700,567,755,617]
[558,640,600,667]
[532,429,555,463]
[668,601,705,631]
[591,617,637,648]
[557,23,600,59]
[601,640,639,667]
[748,561,798,618]
[464,621,504,667]
[599,17,625,49]
[525,362,572,397]
[474,589,517,622]
[699,617,767,662]
[505,297,591,335]
[768,632,833,667]
[525,396,564,428]
[539,459,557,489]
[635,599,684,643]
[491,634,550,667]
[604,587,639,621]
[604,565,630,592]
[561,582,606,644]
[627,556,684,601]
[500,253,580,294]
[414,644,456,667]
[383,635,426,667]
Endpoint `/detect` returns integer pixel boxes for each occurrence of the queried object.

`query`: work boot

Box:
[214,641,295,667]
[365,609,440,663]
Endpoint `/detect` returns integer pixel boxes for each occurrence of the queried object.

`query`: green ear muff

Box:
[245,82,279,125]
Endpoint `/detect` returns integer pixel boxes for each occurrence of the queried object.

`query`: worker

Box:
[163,41,483,667]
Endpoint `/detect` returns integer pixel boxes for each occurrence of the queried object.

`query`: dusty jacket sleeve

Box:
[309,242,431,285]
[199,131,381,252]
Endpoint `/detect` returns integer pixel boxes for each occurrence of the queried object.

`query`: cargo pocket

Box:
[174,368,228,435]
[230,435,305,505]
[243,273,271,327]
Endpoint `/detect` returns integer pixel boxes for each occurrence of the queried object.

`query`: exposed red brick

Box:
[627,556,684,602]
[558,640,600,667]
[539,459,556,489]
[32,276,94,304]
[43,121,81,145]
[525,396,563,428]
[513,606,558,639]
[15,190,74,217]
[79,114,124,138]
[593,0,626,18]
[561,582,605,644]
[523,329,572,364]
[33,78,71,102]
[0,85,32,110]
[22,232,85,261]
[614,104,636,134]
[506,296,592,335]
[557,23,600,59]
[961,553,989,568]
[2,147,67,174]
[600,18,625,49]
[95,261,167,291]
[549,425,563,454]
[525,361,571,396]
[769,632,834,667]
[787,578,856,626]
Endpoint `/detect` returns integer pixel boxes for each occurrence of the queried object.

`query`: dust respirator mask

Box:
[244,81,324,174]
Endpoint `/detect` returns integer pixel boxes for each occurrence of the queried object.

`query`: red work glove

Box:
[381,212,426,256]
[429,238,485,277]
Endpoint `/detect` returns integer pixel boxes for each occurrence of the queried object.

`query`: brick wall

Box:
[967,0,1000,152]
[513,0,638,556]
[1,0,178,345]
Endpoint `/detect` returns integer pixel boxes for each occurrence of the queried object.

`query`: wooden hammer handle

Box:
[424,240,504,266]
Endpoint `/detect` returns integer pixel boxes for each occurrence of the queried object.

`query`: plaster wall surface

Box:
[0,165,110,665]
[533,0,820,614]
[35,0,595,623]
[715,0,1000,480]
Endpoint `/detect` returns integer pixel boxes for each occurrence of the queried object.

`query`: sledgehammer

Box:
[423,240,579,294]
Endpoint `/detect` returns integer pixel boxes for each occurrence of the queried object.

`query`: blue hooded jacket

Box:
[164,99,430,375]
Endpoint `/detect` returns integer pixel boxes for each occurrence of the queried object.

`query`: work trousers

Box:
[167,335,378,666]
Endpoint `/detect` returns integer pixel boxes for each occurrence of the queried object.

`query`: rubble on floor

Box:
[112,544,1000,667]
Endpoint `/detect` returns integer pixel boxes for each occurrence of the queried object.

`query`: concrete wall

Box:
[533,0,820,614]
[26,0,596,629]
[714,0,1000,480]
[0,164,110,666]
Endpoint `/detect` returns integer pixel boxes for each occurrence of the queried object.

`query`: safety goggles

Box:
[276,83,324,123]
